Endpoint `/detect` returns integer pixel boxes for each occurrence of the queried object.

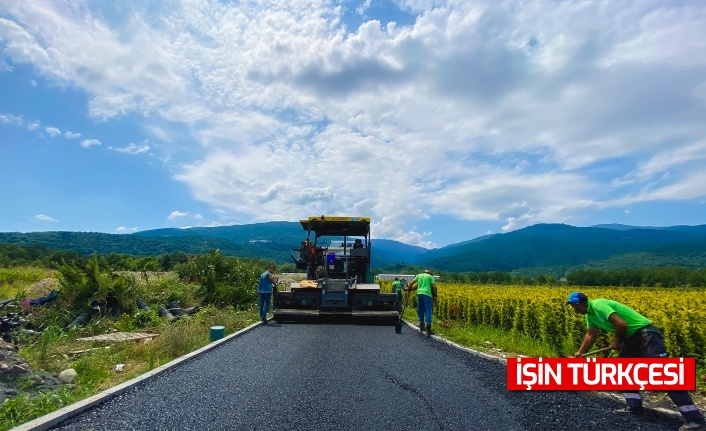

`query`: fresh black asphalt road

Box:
[50,321,681,431]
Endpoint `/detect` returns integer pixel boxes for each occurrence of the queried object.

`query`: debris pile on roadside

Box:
[64,295,123,330]
[0,290,59,342]
[0,289,201,405]
[65,297,201,330]
[156,299,200,321]
[0,339,64,404]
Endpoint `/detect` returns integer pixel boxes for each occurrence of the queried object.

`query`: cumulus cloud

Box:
[45,126,61,137]
[34,214,58,223]
[3,1,706,245]
[167,210,189,220]
[80,139,101,148]
[65,130,81,139]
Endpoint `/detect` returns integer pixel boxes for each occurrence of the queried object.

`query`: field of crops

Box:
[419,283,706,360]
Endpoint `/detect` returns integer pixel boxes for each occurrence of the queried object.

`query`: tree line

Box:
[0,244,191,272]
[438,267,706,287]
[3,243,706,287]
[378,262,706,287]
[565,267,706,287]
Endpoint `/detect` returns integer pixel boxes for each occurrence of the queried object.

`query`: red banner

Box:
[507,357,696,391]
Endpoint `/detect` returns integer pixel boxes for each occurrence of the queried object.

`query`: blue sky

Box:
[1,0,706,248]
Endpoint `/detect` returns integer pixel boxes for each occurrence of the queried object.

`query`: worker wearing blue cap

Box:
[567,292,705,431]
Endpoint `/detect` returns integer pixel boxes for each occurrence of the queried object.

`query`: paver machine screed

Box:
[273,216,399,321]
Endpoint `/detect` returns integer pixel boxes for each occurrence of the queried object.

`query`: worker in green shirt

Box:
[405,269,437,337]
[391,277,403,313]
[567,292,705,431]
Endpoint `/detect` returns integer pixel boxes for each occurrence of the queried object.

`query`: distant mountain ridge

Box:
[592,223,706,236]
[132,222,429,268]
[421,223,706,275]
[2,223,705,275]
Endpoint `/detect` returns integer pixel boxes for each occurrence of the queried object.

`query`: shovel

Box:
[580,346,613,357]
[395,288,408,334]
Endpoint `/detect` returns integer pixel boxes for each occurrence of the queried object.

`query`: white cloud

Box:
[0,113,24,126]
[3,1,706,245]
[167,210,189,220]
[116,226,138,233]
[45,126,61,137]
[80,139,101,148]
[26,121,40,131]
[145,125,170,142]
[613,141,706,187]
[616,171,706,205]
[65,131,81,139]
[108,142,151,155]
[202,221,227,227]
[34,214,58,223]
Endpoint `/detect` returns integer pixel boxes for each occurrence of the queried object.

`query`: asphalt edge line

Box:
[402,319,684,424]
[11,320,266,431]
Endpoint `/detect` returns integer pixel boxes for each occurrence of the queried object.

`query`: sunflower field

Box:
[410,283,705,360]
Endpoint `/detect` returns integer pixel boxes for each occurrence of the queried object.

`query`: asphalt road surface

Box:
[50,320,682,431]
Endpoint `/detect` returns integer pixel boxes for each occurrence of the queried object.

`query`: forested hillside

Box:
[134,221,303,244]
[0,231,292,262]
[2,223,706,274]
[421,224,706,274]
[0,227,411,269]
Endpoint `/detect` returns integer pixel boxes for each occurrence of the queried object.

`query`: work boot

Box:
[426,325,435,337]
[419,322,425,332]
[680,420,706,431]
[613,406,644,415]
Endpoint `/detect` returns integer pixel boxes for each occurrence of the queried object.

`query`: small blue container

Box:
[209,325,225,342]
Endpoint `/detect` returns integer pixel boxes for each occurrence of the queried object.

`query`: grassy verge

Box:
[402,308,555,357]
[435,320,557,358]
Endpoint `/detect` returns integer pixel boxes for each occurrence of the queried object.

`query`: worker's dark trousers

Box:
[258,293,272,320]
[417,294,433,327]
[619,326,704,423]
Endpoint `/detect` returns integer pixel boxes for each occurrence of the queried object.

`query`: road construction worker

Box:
[257,265,276,323]
[405,269,437,337]
[567,292,706,431]
[391,277,403,313]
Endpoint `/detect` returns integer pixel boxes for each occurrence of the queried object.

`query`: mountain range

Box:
[1,222,705,276]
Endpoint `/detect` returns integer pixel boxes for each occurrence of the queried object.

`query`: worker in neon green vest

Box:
[405,269,437,337]
[567,291,705,431]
